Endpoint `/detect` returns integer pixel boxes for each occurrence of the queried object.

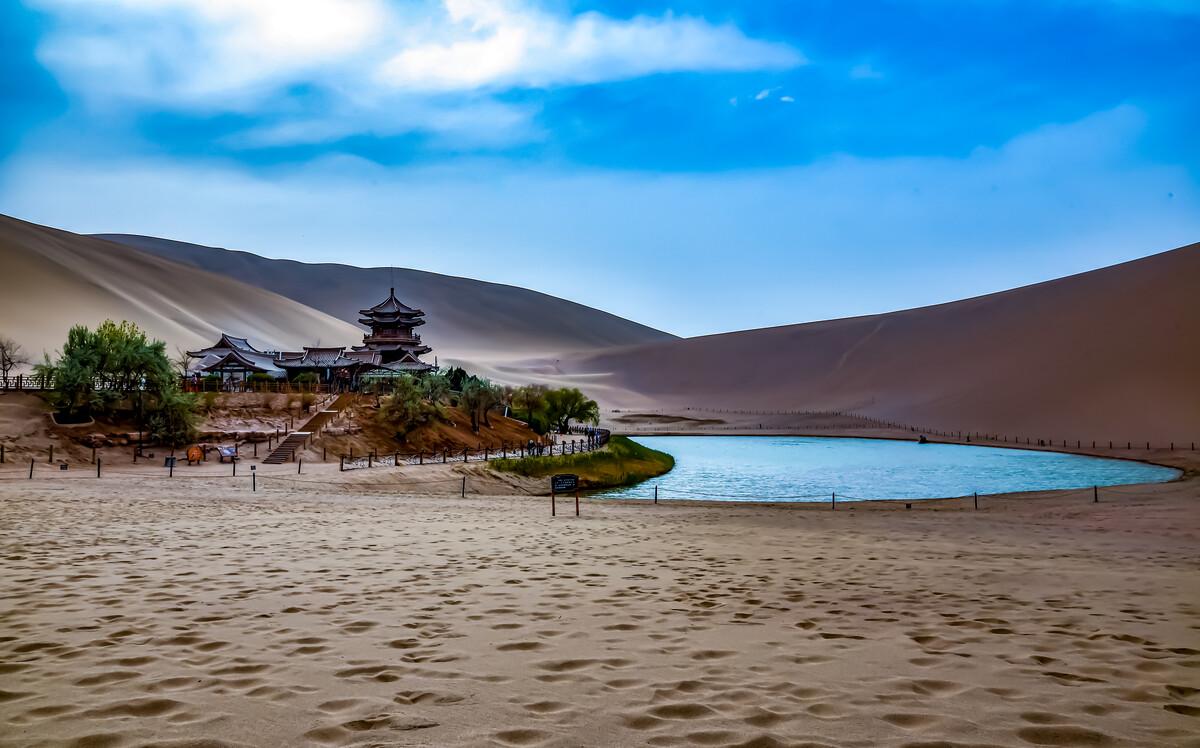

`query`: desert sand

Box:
[96,232,676,360]
[6,215,1198,448]
[95,227,1200,445]
[0,216,363,360]
[1,458,1198,748]
[559,244,1200,445]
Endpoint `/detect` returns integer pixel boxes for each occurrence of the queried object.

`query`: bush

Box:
[492,436,673,491]
[248,372,274,391]
[544,388,599,433]
[147,390,198,448]
[38,320,198,446]
[293,372,319,392]
[377,374,441,437]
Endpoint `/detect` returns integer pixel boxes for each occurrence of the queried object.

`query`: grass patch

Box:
[491,435,674,492]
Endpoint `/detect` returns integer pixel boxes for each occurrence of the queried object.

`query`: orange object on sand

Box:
[186,445,204,465]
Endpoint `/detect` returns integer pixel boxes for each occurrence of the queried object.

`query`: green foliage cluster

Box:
[376,374,442,437]
[460,376,505,432]
[36,320,197,445]
[444,366,469,391]
[510,385,599,435]
[372,366,602,441]
[492,436,674,491]
[292,372,319,391]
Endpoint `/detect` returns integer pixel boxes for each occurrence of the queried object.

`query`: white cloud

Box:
[780,95,795,103]
[29,0,802,107]
[31,0,389,107]
[379,2,802,90]
[754,88,773,101]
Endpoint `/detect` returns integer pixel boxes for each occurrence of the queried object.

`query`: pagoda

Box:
[353,288,434,371]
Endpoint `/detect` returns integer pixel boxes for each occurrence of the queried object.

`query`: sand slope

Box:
[0,215,362,359]
[98,233,675,362]
[560,245,1200,444]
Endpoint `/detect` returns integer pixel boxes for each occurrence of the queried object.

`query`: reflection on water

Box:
[595,436,1179,502]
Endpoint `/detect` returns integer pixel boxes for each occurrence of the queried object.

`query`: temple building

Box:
[187,287,435,387]
[353,288,434,372]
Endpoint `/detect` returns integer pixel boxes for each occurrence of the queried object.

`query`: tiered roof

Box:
[187,334,284,376]
[277,347,373,370]
[358,288,425,327]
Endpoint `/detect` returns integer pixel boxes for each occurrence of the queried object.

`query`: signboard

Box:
[551,474,578,494]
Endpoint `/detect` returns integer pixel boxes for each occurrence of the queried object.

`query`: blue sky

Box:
[1,0,1197,337]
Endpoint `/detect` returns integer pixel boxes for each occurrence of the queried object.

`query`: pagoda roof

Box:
[359,288,424,318]
[276,346,368,369]
[193,348,284,376]
[187,332,268,359]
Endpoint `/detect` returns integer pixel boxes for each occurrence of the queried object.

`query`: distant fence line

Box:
[0,454,1173,510]
[3,374,1192,454]
[338,428,610,472]
[615,407,1197,454]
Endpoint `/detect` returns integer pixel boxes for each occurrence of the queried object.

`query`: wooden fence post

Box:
[29,458,34,479]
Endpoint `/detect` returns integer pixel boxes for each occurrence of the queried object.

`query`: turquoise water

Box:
[596,436,1179,501]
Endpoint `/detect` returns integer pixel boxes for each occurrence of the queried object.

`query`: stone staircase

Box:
[262,432,310,464]
[260,393,355,464]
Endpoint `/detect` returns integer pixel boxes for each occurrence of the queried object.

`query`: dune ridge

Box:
[97,232,677,361]
[557,244,1200,443]
[0,215,362,358]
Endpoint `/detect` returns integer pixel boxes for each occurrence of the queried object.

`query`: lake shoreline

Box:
[594,432,1189,504]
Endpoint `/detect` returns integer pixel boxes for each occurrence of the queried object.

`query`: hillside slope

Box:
[98,233,675,362]
[558,244,1200,443]
[0,215,362,359]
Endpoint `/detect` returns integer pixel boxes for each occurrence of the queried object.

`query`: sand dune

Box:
[5,214,1196,444]
[0,215,362,359]
[1,468,1197,747]
[559,244,1200,444]
[98,232,675,362]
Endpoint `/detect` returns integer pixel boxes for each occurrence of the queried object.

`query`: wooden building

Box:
[186,288,435,386]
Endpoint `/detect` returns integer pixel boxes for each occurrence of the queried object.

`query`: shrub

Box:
[293,372,319,392]
[377,374,440,437]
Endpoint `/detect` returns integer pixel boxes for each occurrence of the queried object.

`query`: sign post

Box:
[551,474,579,517]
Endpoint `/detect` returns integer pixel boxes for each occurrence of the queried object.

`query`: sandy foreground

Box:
[1,463,1198,748]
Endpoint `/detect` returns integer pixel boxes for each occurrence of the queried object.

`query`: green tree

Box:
[445,366,469,391]
[460,376,504,432]
[512,384,548,426]
[420,371,451,404]
[39,320,197,442]
[292,372,319,392]
[544,388,600,433]
[148,388,199,447]
[377,374,439,437]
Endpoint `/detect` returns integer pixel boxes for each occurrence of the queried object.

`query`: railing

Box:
[612,408,1195,454]
[339,428,609,472]
[2,374,55,391]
